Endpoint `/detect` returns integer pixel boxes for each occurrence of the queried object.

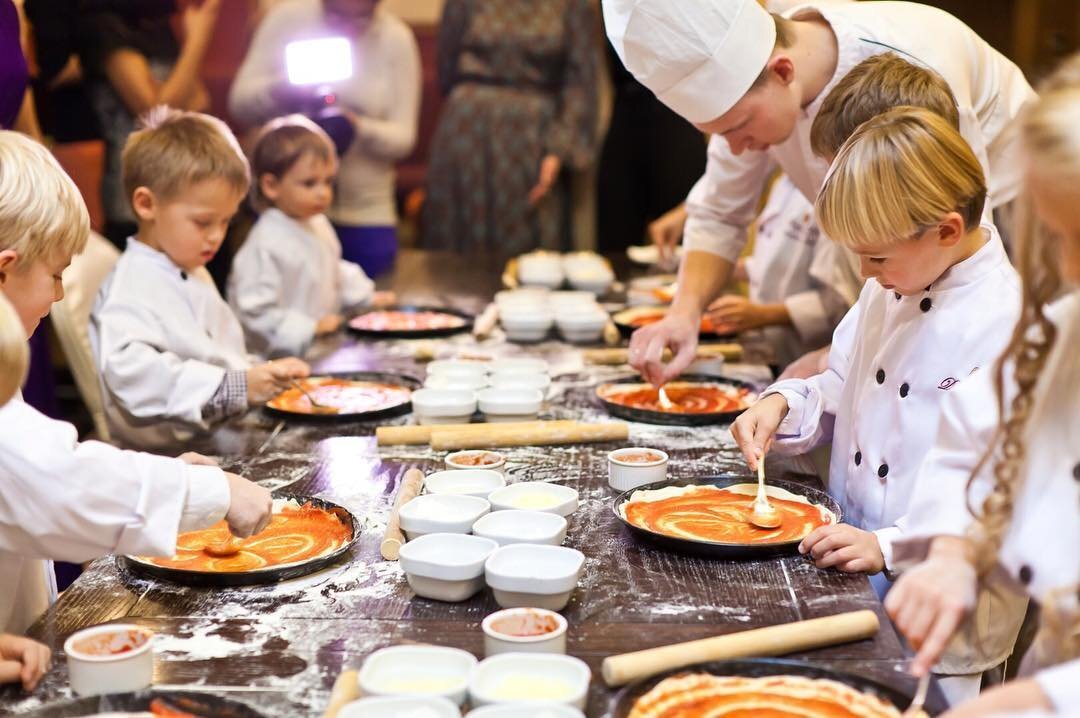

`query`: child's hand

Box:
[730,393,789,470]
[315,314,343,335]
[372,291,396,308]
[799,523,885,574]
[177,452,218,467]
[884,536,978,677]
[0,634,51,691]
[246,359,311,404]
[705,296,787,332]
[223,472,273,538]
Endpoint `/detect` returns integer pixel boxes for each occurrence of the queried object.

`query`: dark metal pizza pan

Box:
[25,690,267,717]
[611,307,736,341]
[262,370,420,422]
[612,476,841,560]
[596,373,756,426]
[118,495,359,587]
[346,304,473,339]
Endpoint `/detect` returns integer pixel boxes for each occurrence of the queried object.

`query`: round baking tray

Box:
[596,374,755,426]
[263,370,420,422]
[347,305,473,339]
[611,307,735,340]
[27,690,266,717]
[612,476,841,560]
[118,495,359,587]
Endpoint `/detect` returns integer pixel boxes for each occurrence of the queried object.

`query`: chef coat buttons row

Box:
[920,297,932,312]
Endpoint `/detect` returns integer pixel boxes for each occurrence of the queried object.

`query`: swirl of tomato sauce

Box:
[349,310,465,331]
[604,384,749,414]
[623,486,831,544]
[267,379,411,415]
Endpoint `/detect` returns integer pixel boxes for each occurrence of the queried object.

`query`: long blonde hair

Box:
[967,52,1080,661]
[815,106,986,250]
[0,292,28,406]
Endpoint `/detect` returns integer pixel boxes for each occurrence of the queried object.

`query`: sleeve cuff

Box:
[682,220,747,263]
[766,386,805,437]
[783,291,832,347]
[1035,658,1080,711]
[180,465,230,532]
[873,526,903,571]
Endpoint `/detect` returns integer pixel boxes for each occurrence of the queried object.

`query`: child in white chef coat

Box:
[92,108,311,450]
[885,53,1080,718]
[228,115,393,357]
[0,130,272,635]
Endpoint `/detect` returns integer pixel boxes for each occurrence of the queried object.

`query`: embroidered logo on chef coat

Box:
[937,377,959,390]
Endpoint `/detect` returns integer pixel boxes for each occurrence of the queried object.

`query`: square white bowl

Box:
[488,372,551,394]
[411,389,478,425]
[64,624,155,697]
[607,447,669,492]
[485,544,585,611]
[424,469,506,499]
[399,532,499,602]
[472,509,568,546]
[481,607,568,657]
[477,388,544,420]
[467,705,584,718]
[425,374,489,393]
[468,653,591,709]
[399,494,491,539]
[487,482,578,517]
[358,645,477,706]
[488,358,550,376]
[339,695,461,718]
[426,360,490,379]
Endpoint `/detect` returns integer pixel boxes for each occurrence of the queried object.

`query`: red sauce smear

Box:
[267,378,411,415]
[150,699,199,717]
[451,452,503,467]
[491,612,560,638]
[615,451,664,464]
[628,312,728,334]
[624,486,831,544]
[601,383,750,414]
[349,310,465,332]
[72,628,150,657]
[146,503,351,572]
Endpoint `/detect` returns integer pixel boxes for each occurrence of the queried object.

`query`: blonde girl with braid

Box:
[886,52,1080,717]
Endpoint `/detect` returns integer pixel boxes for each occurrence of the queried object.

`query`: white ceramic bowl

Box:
[445,450,507,473]
[467,705,584,718]
[426,360,489,379]
[472,510,567,547]
[488,358,550,376]
[481,608,568,657]
[488,482,578,517]
[64,623,155,696]
[548,290,597,311]
[488,372,552,394]
[485,545,585,611]
[358,645,478,706]
[399,533,499,602]
[500,311,554,343]
[555,310,609,344]
[424,469,506,499]
[411,388,478,425]
[477,388,544,421]
[399,494,491,539]
[607,447,669,492]
[339,695,461,718]
[424,374,489,393]
[686,356,727,376]
[468,653,591,709]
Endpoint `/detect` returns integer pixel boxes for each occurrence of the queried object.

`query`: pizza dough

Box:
[598,381,753,415]
[349,310,466,332]
[266,377,412,415]
[629,673,905,717]
[619,484,834,544]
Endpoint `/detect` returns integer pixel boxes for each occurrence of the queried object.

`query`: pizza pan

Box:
[118,495,360,587]
[610,657,944,716]
[611,307,736,340]
[612,476,841,560]
[346,304,473,339]
[26,690,266,717]
[263,370,420,422]
[596,374,756,426]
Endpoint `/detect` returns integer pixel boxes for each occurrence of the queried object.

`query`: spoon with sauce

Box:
[204,534,243,557]
[749,451,782,529]
[289,379,339,415]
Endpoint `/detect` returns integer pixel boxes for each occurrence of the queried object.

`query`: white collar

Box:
[930,224,1009,293]
[787,4,867,120]
[124,237,190,281]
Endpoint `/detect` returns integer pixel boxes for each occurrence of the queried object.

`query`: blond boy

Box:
[91,108,309,450]
[0,130,272,633]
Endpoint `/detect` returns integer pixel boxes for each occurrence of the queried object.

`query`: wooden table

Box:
[1,250,941,716]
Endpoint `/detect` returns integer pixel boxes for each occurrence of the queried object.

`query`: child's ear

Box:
[935,211,967,247]
[259,173,281,203]
[0,249,18,285]
[768,55,796,86]
[131,186,157,221]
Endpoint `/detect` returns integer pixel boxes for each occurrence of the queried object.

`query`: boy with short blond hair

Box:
[0,130,272,634]
[92,107,310,450]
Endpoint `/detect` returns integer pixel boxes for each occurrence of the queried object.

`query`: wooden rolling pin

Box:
[379,468,425,560]
[431,421,629,450]
[473,302,499,338]
[601,609,880,687]
[323,668,359,717]
[584,343,743,366]
[377,420,576,446]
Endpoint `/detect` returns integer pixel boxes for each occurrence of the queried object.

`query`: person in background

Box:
[228,115,394,358]
[885,53,1080,718]
[421,0,599,258]
[229,0,421,279]
[75,0,219,247]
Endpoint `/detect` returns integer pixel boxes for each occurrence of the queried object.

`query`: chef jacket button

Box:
[1073,462,1080,481]
[894,292,902,301]
[920,297,932,312]
[878,463,889,478]
[854,451,862,466]
[899,383,910,398]
[180,271,188,281]
[1018,565,1033,585]
[876,369,886,384]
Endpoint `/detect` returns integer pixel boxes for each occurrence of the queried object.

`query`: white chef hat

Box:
[603,0,777,124]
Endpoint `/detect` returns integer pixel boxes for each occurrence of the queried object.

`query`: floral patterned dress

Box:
[421,0,598,258]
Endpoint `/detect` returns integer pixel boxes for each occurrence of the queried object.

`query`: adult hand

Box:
[778,345,830,380]
[0,634,51,691]
[246,359,311,404]
[730,393,788,470]
[528,154,561,206]
[628,309,700,387]
[706,295,784,332]
[799,524,885,574]
[647,204,687,263]
[223,473,273,538]
[883,536,978,677]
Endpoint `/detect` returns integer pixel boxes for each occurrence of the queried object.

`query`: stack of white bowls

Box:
[496,290,607,345]
[517,252,565,289]
[561,252,614,295]
[418,358,550,423]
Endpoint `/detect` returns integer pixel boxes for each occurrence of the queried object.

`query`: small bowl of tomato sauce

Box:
[608,447,669,492]
[64,623,154,696]
[482,607,568,657]
[446,450,507,473]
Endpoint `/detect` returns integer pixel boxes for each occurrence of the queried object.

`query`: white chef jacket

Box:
[0,397,229,633]
[228,209,375,357]
[684,1,1035,262]
[895,291,1080,708]
[746,175,857,366]
[91,239,252,451]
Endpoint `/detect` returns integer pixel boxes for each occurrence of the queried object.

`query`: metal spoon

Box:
[658,386,675,411]
[749,452,782,529]
[902,673,929,718]
[290,379,338,415]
